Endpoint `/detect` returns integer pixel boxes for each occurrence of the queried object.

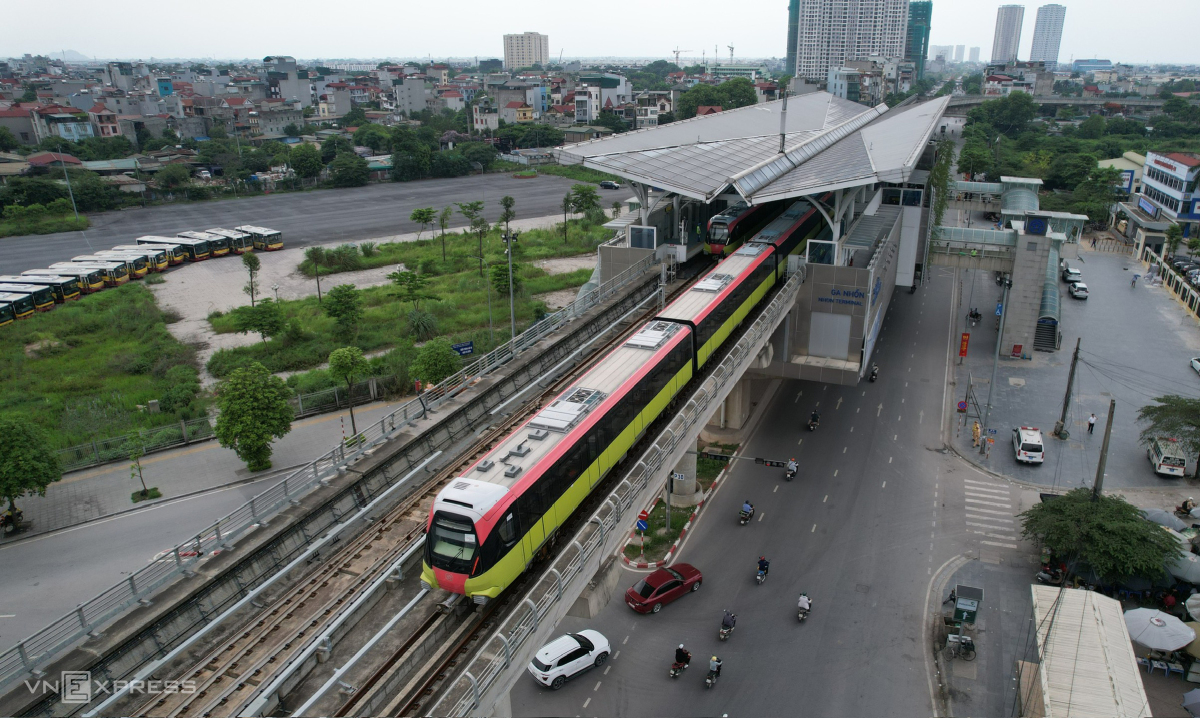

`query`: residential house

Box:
[473,98,499,133]
[261,56,313,107]
[30,105,95,143]
[0,106,36,145]
[26,151,82,168]
[754,82,779,103]
[440,90,465,111]
[695,105,722,116]
[500,101,534,123]
[561,126,613,144]
[248,99,302,136]
[88,103,120,138]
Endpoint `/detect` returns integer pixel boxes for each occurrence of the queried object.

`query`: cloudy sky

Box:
[6,0,1191,65]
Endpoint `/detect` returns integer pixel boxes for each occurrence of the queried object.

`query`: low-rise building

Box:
[1140,151,1200,237]
[500,101,534,123]
[472,98,499,133]
[30,105,94,143]
[0,106,35,145]
[88,103,120,138]
[1098,151,1145,198]
[562,126,613,144]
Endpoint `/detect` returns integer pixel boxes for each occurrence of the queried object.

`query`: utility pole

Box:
[502,230,519,340]
[1092,399,1116,500]
[980,276,1011,455]
[60,156,79,220]
[1053,338,1081,439]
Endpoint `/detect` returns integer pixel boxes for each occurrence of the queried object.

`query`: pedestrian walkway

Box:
[8,400,406,540]
[961,478,1020,549]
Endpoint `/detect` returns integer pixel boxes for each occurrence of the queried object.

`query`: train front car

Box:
[421,321,694,604]
[747,198,828,281]
[657,242,779,370]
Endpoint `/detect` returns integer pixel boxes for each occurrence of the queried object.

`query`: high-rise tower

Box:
[990,5,1024,64]
[787,0,800,76]
[793,0,909,83]
[904,1,932,81]
[1029,4,1066,70]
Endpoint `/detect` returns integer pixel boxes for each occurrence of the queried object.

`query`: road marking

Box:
[894,434,898,440]
[794,392,801,403]
[965,487,1010,498]
[812,524,817,532]
[919,410,924,424]
[857,407,860,413]
[823,495,828,502]
[969,526,1018,538]
[758,512,765,522]
[905,382,908,387]
[862,391,866,396]
[981,540,1019,548]
[889,457,893,463]
[614,651,620,659]
[594,681,602,691]
[583,698,591,709]
[843,446,848,453]
[833,469,838,477]
[814,401,819,407]
[850,426,854,432]
[604,666,611,675]
[622,636,629,644]
[898,415,902,421]
[966,514,1014,523]
[966,497,1012,508]
[966,506,1013,516]
[882,481,886,488]
[0,614,13,618]
[774,485,779,493]
[877,404,883,416]
[902,398,905,404]
[963,484,1009,495]
[836,397,843,410]
[797,437,804,445]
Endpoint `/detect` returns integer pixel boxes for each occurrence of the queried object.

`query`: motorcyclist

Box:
[1184,497,1197,514]
[709,655,723,677]
[798,593,812,612]
[675,644,691,666]
[810,410,820,425]
[742,500,754,515]
[757,556,769,576]
[786,458,797,474]
[721,610,736,629]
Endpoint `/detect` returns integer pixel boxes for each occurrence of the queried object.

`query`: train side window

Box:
[498,513,517,546]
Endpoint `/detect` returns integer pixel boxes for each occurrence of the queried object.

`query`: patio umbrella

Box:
[1185,623,1200,660]
[1144,508,1189,532]
[1170,552,1200,585]
[1188,595,1200,621]
[1125,608,1196,652]
[1183,687,1200,717]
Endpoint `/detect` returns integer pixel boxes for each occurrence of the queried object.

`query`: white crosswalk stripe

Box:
[957,479,1021,548]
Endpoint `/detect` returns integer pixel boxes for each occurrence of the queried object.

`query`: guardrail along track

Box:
[118,265,699,718]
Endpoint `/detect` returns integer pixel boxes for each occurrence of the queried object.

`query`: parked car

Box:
[1062,267,1082,283]
[1068,282,1089,299]
[1012,426,1045,464]
[624,564,703,613]
[599,180,622,189]
[527,631,610,690]
[1190,357,1200,375]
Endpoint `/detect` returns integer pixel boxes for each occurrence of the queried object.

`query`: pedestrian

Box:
[1088,413,1096,434]
[1165,592,1178,612]
[1091,236,1097,248]
[943,589,957,605]
[972,421,981,447]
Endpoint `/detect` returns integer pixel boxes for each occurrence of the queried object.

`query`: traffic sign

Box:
[956,401,968,413]
[995,302,1003,316]
[451,341,474,356]
[987,428,998,435]
[636,519,648,531]
[638,509,649,522]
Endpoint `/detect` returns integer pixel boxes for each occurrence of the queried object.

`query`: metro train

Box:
[420,199,827,603]
[704,201,785,256]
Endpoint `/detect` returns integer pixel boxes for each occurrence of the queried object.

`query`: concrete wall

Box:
[896,205,922,286]
[1001,233,1054,356]
[598,244,654,284]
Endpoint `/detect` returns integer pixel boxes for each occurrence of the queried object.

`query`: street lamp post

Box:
[272,283,279,301]
[981,276,1012,455]
[502,230,519,339]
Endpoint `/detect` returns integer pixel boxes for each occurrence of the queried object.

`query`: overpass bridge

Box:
[944,93,1166,116]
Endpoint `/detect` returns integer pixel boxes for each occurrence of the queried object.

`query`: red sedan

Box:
[624,564,703,614]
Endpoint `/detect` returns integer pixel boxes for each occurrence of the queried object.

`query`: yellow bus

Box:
[58,261,129,286]
[234,225,284,251]
[25,267,105,294]
[0,275,80,303]
[178,231,228,257]
[117,241,184,265]
[0,284,55,312]
[108,245,169,272]
[0,293,35,322]
[92,251,152,277]
[206,228,253,254]
[140,235,208,262]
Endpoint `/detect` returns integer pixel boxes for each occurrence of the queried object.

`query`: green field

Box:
[0,214,90,238]
[0,283,206,448]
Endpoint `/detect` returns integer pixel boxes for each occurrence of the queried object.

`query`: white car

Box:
[1012,426,1045,464]
[1068,282,1088,299]
[527,630,610,690]
[1190,357,1200,375]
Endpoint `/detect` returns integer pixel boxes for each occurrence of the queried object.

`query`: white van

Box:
[1012,426,1045,464]
[1148,437,1188,477]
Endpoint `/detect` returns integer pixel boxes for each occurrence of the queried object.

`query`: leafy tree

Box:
[1076,114,1106,139]
[241,251,261,305]
[717,77,759,110]
[214,362,294,471]
[457,141,499,169]
[411,337,461,385]
[341,106,367,126]
[409,207,436,240]
[657,111,676,125]
[491,261,523,296]
[290,143,323,178]
[155,163,192,188]
[328,346,370,436]
[283,122,301,137]
[0,125,22,151]
[388,269,437,311]
[320,136,354,163]
[128,435,149,498]
[1165,223,1185,258]
[1046,152,1098,191]
[569,184,601,214]
[233,298,285,343]
[1069,166,1122,223]
[0,417,61,520]
[676,83,723,120]
[430,151,471,178]
[676,77,759,119]
[19,85,37,103]
[499,195,516,234]
[324,284,362,338]
[1139,395,1200,476]
[353,123,391,152]
[968,92,1038,137]
[591,111,628,134]
[209,124,228,139]
[561,193,573,241]
[1019,488,1181,583]
[956,142,992,178]
[456,200,488,275]
[438,206,453,260]
[330,152,369,187]
[304,246,326,303]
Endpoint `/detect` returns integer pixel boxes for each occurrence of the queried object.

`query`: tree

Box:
[155,163,192,188]
[283,123,301,137]
[410,207,436,240]
[438,206,453,260]
[128,434,149,498]
[561,193,573,241]
[388,269,437,311]
[290,143,323,179]
[324,284,362,338]
[305,246,326,303]
[569,184,601,214]
[499,195,516,234]
[320,136,354,163]
[717,77,759,110]
[1019,488,1181,583]
[328,346,370,437]
[456,200,488,276]
[342,106,367,127]
[591,111,629,134]
[1165,223,1185,258]
[233,298,285,343]
[956,142,992,178]
[353,123,391,152]
[491,261,523,296]
[411,337,461,385]
[1139,395,1200,477]
[214,362,294,471]
[1076,114,1106,139]
[241,251,261,306]
[0,418,61,521]
[330,152,369,188]
[0,127,18,152]
[1069,166,1122,223]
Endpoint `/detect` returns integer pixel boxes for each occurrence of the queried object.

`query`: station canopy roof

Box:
[555,93,951,205]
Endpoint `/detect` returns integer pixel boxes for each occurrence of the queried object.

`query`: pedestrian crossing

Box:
[962,479,1020,548]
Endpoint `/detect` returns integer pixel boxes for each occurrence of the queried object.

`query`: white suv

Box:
[1012,426,1045,464]
[527,630,610,690]
[1068,282,1088,299]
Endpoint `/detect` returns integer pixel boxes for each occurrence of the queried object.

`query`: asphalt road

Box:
[504,266,1027,716]
[0,174,582,276]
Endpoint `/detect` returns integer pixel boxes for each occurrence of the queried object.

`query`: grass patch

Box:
[0,283,208,448]
[532,164,623,184]
[145,274,166,285]
[131,487,162,503]
[623,500,693,562]
[0,214,90,238]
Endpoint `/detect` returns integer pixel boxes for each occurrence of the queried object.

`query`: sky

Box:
[5,0,1193,65]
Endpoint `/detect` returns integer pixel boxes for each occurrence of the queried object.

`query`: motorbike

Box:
[807,418,819,432]
[969,309,981,327]
[719,624,734,641]
[785,466,796,481]
[756,568,767,585]
[1,507,23,535]
[869,364,879,382]
[739,507,754,525]
[1035,567,1065,585]
[670,659,689,679]
[909,282,917,294]
[1176,504,1197,519]
[705,669,720,689]
[798,596,814,622]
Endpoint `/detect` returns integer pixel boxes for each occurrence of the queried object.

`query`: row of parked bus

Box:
[0,225,283,327]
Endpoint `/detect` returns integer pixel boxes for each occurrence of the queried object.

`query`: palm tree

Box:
[304,246,327,303]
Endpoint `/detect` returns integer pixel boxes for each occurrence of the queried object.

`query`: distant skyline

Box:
[4,0,1194,66]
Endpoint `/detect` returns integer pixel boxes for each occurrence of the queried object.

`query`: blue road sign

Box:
[995,302,1003,316]
[988,428,998,435]
[636,520,648,531]
[451,341,474,356]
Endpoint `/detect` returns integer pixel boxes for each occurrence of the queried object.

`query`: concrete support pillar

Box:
[670,450,698,505]
[672,195,680,242]
[701,375,753,442]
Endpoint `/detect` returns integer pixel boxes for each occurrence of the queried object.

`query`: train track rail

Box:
[119,264,701,718]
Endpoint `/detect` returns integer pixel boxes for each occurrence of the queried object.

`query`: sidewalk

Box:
[948,248,1200,491]
[8,400,407,541]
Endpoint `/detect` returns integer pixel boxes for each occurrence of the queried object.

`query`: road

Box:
[0,173,582,275]
[505,266,1033,716]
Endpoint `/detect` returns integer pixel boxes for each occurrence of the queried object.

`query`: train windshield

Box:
[709,221,730,241]
[430,513,477,572]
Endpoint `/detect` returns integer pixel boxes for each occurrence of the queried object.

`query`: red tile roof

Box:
[27,151,82,166]
[696,106,722,115]
[504,101,526,109]
[1166,152,1200,168]
[224,97,249,106]
[0,107,31,118]
[442,90,463,98]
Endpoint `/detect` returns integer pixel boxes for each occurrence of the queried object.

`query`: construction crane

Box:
[728,45,734,63]
[672,47,691,66]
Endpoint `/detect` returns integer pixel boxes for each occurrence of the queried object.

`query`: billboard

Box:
[1138,196,1159,218]
[1117,169,1135,193]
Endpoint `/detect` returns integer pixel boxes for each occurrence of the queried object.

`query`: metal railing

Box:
[0,253,656,695]
[432,264,806,716]
[55,418,216,473]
